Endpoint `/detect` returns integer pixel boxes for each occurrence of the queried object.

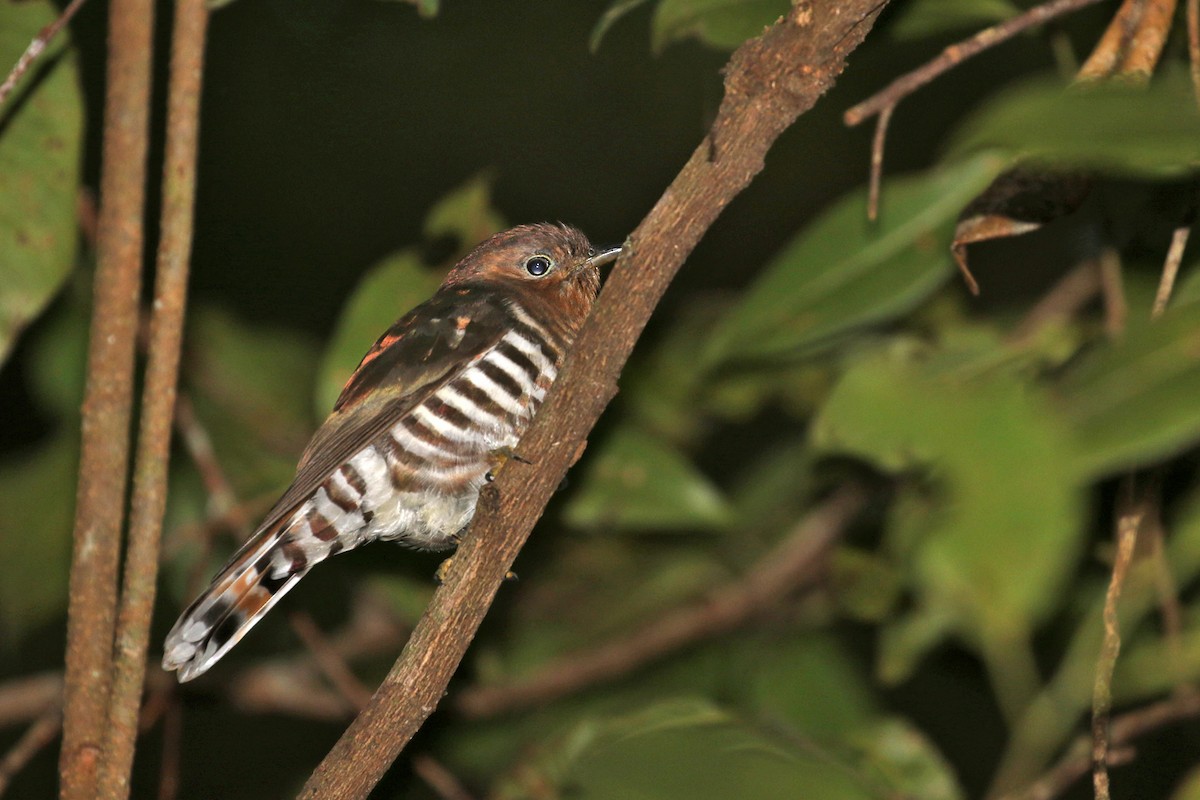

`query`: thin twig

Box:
[157,700,182,800]
[1152,224,1190,319]
[455,485,866,719]
[1007,259,1102,344]
[0,0,88,111]
[0,673,61,730]
[0,703,62,797]
[95,0,208,795]
[173,390,244,528]
[288,612,373,711]
[1091,479,1144,800]
[411,755,475,800]
[844,0,1107,126]
[866,104,892,222]
[1005,691,1200,800]
[296,5,889,797]
[59,0,154,792]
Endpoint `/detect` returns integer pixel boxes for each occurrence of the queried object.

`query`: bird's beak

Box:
[584,245,622,270]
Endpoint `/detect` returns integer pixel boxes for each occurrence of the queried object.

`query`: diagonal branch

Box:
[295,3,890,799]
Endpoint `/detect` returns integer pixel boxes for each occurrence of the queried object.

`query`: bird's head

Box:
[443,223,621,324]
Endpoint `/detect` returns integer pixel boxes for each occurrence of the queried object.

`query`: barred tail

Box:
[162,521,313,682]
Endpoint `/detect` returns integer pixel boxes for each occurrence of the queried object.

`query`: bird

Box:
[162,223,621,682]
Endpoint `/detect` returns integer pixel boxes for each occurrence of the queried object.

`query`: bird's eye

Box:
[524,255,553,277]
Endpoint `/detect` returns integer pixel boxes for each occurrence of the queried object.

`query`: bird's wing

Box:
[252,285,509,537]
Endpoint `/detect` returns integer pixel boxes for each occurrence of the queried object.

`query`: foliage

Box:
[3,0,1200,798]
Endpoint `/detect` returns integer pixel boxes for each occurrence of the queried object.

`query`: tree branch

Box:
[94,0,208,796]
[295,4,890,798]
[58,0,154,794]
[455,484,866,719]
[0,0,88,111]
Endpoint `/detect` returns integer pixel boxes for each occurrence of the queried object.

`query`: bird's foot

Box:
[434,556,518,584]
[484,446,532,483]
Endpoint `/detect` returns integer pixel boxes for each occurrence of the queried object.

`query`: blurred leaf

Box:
[186,306,319,494]
[423,171,505,250]
[362,573,434,626]
[314,249,441,414]
[946,72,1200,178]
[1060,301,1200,477]
[813,340,1085,663]
[0,1,84,367]
[745,633,876,737]
[848,718,964,800]
[652,0,788,52]
[591,0,652,52]
[473,536,728,683]
[727,439,814,537]
[888,0,1018,40]
[495,699,878,800]
[705,154,1006,365]
[0,434,75,638]
[564,426,732,531]
[1172,764,1200,800]
[1114,624,1200,701]
[831,547,903,622]
[26,290,88,419]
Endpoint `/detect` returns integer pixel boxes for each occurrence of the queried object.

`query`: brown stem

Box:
[1004,692,1200,800]
[410,755,475,800]
[288,612,373,712]
[844,0,1107,127]
[58,0,154,793]
[0,0,89,110]
[866,103,892,222]
[0,673,61,730]
[455,485,866,719]
[1091,479,1145,800]
[1152,225,1190,319]
[1077,0,1177,82]
[295,5,889,798]
[94,1,208,796]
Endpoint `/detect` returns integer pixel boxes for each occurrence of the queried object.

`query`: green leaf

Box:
[26,289,88,419]
[888,0,1018,40]
[0,434,76,639]
[652,0,788,52]
[591,0,652,52]
[564,426,732,532]
[423,172,506,251]
[496,699,878,800]
[1171,764,1200,800]
[849,719,964,800]
[744,633,877,737]
[705,154,1006,365]
[0,0,84,367]
[314,249,441,414]
[946,71,1200,178]
[186,306,320,494]
[1059,301,1200,477]
[812,340,1085,658]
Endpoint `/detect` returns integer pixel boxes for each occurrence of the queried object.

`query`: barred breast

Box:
[162,307,562,681]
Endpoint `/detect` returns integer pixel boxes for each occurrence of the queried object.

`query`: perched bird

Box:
[163,223,620,682]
